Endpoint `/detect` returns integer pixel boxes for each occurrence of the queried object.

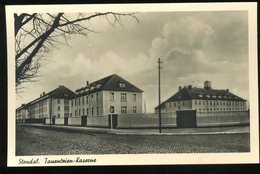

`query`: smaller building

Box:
[16,85,76,120]
[155,81,247,115]
[16,104,29,121]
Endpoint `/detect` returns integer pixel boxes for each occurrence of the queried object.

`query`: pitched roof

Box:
[27,85,76,105]
[75,74,143,97]
[155,85,246,109]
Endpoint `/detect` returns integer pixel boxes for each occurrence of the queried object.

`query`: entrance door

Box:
[52,118,55,125]
[108,114,118,128]
[81,116,87,126]
[64,117,68,125]
[176,110,197,128]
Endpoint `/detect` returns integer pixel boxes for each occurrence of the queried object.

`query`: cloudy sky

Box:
[16,11,249,113]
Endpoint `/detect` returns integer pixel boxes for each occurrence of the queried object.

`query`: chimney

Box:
[40,94,42,97]
[43,92,45,96]
[188,85,192,89]
[204,81,211,90]
[179,86,182,91]
[226,89,229,92]
[86,81,89,86]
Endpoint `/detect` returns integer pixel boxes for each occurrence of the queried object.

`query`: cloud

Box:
[149,16,214,59]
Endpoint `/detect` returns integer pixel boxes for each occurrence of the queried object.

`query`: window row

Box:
[168,100,246,107]
[71,93,99,106]
[197,107,246,112]
[71,106,138,116]
[194,100,245,106]
[71,92,138,107]
[110,92,137,102]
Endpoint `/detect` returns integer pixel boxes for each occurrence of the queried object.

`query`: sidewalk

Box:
[18,123,250,135]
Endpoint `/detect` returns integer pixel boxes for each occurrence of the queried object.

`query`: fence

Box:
[117,113,176,128]
[197,115,249,127]
[87,116,109,127]
[20,111,249,128]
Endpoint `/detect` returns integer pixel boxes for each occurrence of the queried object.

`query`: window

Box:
[75,99,77,106]
[86,96,89,104]
[91,95,94,102]
[173,102,176,107]
[79,109,81,116]
[70,113,72,117]
[64,106,69,111]
[57,114,60,118]
[119,82,125,88]
[110,92,114,101]
[82,97,84,105]
[195,100,197,105]
[97,107,99,115]
[57,99,60,104]
[121,93,127,102]
[121,106,127,114]
[132,94,137,101]
[83,109,85,115]
[79,98,81,105]
[57,106,60,111]
[133,106,137,113]
[96,93,99,102]
[182,101,185,106]
[75,110,77,116]
[86,108,89,115]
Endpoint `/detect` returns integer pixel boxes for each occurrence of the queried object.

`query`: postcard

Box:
[6,3,258,166]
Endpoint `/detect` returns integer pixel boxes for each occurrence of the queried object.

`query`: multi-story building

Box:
[17,85,75,119]
[16,104,29,121]
[155,81,247,115]
[70,74,143,117]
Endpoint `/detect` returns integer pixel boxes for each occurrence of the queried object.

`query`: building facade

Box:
[16,104,29,120]
[16,85,75,119]
[155,81,247,115]
[70,74,143,117]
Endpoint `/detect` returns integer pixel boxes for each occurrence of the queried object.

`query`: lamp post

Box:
[109,106,114,130]
[158,58,163,133]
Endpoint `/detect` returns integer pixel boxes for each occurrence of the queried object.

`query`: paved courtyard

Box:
[16,125,250,155]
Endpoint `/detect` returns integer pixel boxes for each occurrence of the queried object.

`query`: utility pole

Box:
[158,58,163,133]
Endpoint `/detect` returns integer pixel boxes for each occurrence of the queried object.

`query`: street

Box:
[16,125,250,155]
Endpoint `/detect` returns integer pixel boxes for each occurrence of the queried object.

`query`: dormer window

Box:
[85,88,89,92]
[212,95,216,98]
[206,95,210,98]
[96,84,101,88]
[90,86,95,90]
[198,94,203,98]
[119,82,125,88]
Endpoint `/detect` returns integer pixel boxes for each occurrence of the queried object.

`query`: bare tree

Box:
[15,12,139,91]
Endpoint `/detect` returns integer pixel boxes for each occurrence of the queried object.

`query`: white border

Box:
[6,3,259,166]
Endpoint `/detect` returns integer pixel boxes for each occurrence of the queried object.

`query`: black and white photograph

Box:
[6,3,258,166]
